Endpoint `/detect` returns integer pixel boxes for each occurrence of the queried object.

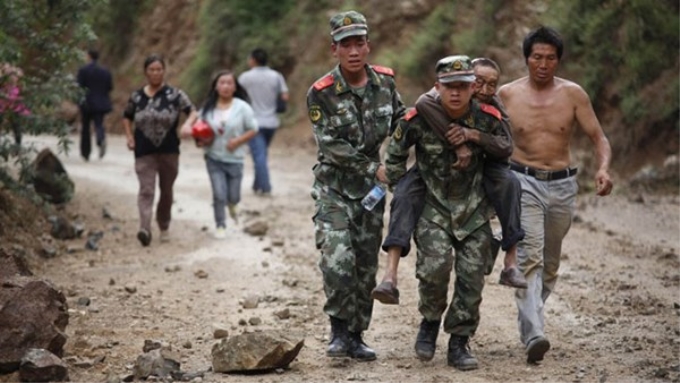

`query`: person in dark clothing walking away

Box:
[77,49,113,160]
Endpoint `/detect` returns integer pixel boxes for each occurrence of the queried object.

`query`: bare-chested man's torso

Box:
[499,76,586,170]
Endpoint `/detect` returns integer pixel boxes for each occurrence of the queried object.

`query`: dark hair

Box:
[522,26,563,61]
[250,48,268,66]
[88,49,99,61]
[200,70,250,119]
[143,54,165,70]
[471,57,501,74]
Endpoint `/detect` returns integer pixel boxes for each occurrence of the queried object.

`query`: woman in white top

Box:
[182,70,258,238]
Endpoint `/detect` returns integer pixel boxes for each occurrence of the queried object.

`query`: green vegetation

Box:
[88,0,152,66]
[557,0,679,124]
[181,0,297,103]
[0,0,96,197]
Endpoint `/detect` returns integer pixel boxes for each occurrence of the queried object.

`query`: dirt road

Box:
[18,134,680,382]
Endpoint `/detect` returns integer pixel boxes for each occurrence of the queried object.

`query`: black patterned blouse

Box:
[123,85,195,158]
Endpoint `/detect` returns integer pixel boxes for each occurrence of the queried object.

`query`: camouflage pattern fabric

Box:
[308,63,405,332]
[414,218,492,336]
[311,183,384,332]
[385,99,499,241]
[385,97,502,336]
[307,64,404,200]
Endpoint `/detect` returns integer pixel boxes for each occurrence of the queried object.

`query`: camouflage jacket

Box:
[416,88,513,161]
[385,99,504,240]
[307,64,405,199]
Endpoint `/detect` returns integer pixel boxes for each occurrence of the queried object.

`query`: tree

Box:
[0,0,97,192]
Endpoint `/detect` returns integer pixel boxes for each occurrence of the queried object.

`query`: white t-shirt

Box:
[238,66,288,128]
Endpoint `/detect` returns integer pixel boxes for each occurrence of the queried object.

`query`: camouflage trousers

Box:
[414,217,492,337]
[312,183,384,333]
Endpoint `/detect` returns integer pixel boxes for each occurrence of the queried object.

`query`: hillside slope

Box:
[95,0,679,181]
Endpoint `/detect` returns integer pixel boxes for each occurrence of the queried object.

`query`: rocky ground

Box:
[1,133,678,383]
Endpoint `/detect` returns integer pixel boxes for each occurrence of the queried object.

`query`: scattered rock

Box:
[40,245,58,259]
[238,319,247,326]
[244,220,269,237]
[170,370,206,382]
[271,238,285,247]
[30,148,75,204]
[241,295,259,309]
[194,270,209,279]
[124,285,137,294]
[109,278,115,286]
[102,207,114,220]
[262,260,270,267]
[48,215,77,240]
[213,324,229,340]
[133,347,181,380]
[248,317,262,326]
[282,279,299,288]
[274,308,291,320]
[85,231,104,251]
[182,341,192,349]
[142,340,166,353]
[211,332,304,373]
[77,297,90,306]
[0,279,69,373]
[165,265,181,273]
[19,348,69,382]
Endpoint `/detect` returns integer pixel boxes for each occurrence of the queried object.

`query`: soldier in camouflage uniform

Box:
[385,55,505,370]
[307,10,405,361]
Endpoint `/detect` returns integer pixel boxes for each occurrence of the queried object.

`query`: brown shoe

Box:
[371,281,400,305]
[499,267,528,289]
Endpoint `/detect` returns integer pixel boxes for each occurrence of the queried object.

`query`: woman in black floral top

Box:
[123,54,197,246]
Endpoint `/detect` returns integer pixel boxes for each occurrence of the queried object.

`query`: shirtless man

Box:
[498,26,613,364]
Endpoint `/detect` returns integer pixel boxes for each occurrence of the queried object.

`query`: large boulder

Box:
[30,148,74,204]
[0,279,69,373]
[211,332,304,373]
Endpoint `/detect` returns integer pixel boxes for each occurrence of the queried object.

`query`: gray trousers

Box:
[206,156,243,228]
[513,171,577,345]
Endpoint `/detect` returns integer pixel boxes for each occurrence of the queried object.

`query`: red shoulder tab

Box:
[480,103,502,120]
[404,108,418,121]
[372,65,395,77]
[313,74,334,91]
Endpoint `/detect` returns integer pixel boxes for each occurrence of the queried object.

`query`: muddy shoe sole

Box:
[371,281,400,305]
[526,336,550,364]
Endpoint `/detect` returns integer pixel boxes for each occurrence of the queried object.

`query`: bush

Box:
[0,0,96,195]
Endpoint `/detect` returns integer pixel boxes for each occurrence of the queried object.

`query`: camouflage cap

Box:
[435,55,475,83]
[329,10,368,42]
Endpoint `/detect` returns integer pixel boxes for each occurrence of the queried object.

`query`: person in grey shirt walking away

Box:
[238,48,289,196]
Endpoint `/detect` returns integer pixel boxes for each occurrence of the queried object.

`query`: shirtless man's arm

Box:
[570,84,613,196]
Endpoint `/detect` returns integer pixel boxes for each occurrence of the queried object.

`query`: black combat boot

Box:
[447,335,478,371]
[348,331,376,361]
[327,316,350,357]
[414,318,441,361]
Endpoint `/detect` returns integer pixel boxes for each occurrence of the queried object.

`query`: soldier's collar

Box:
[332,64,377,95]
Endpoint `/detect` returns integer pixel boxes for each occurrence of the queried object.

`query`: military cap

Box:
[329,10,368,42]
[435,55,475,83]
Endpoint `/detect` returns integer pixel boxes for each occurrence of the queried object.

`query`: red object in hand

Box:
[191,119,214,147]
[191,120,214,140]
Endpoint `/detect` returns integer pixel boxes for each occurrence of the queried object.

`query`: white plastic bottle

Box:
[361,185,386,211]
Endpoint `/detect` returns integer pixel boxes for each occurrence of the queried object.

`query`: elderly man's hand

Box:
[446,123,470,147]
[452,144,472,170]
